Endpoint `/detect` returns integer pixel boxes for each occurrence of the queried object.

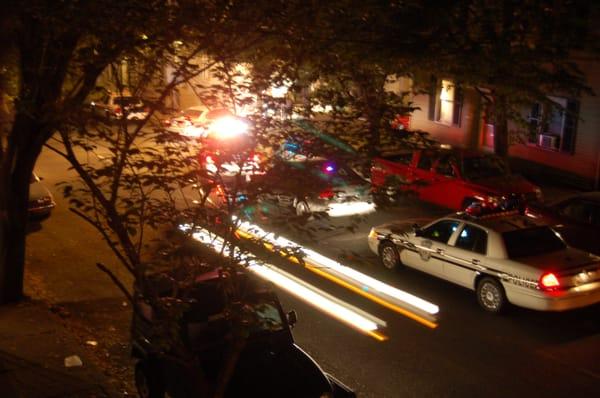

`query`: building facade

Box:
[407,59,600,190]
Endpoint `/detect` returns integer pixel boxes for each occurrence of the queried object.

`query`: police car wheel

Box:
[379,242,401,270]
[135,360,165,398]
[476,277,506,313]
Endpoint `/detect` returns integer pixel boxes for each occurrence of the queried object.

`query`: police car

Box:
[367,211,600,313]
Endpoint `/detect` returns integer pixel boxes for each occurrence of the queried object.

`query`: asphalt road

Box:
[26,145,600,397]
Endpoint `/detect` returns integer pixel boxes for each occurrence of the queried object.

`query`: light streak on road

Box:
[234,219,440,329]
[183,225,388,341]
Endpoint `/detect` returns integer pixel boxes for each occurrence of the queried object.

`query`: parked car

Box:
[90,93,148,121]
[29,173,55,217]
[131,270,355,398]
[525,192,600,256]
[259,158,375,217]
[367,211,600,313]
[370,148,542,210]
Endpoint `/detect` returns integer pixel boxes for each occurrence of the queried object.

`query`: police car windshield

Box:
[503,226,566,258]
[462,156,509,180]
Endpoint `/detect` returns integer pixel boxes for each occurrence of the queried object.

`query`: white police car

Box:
[367,211,600,313]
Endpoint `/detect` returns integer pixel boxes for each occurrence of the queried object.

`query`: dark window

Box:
[114,97,141,107]
[461,155,509,180]
[452,86,463,126]
[503,227,566,258]
[382,152,413,165]
[527,98,579,153]
[435,155,456,177]
[427,77,438,121]
[421,220,460,244]
[417,152,434,170]
[561,99,578,153]
[455,224,487,254]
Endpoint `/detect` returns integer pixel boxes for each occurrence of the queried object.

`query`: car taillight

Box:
[114,106,122,115]
[205,155,215,164]
[319,188,335,199]
[540,272,560,290]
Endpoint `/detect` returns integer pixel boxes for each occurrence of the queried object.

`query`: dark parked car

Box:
[28,173,55,217]
[259,158,374,217]
[132,270,355,398]
[90,92,148,121]
[525,192,600,255]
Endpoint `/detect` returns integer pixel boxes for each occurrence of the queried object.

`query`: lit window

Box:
[428,79,463,126]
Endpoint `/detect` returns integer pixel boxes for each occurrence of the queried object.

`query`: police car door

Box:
[443,223,488,289]
[405,219,460,278]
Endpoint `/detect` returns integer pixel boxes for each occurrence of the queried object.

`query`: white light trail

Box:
[235,219,440,323]
[184,225,387,339]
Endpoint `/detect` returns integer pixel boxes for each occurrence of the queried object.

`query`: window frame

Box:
[453,224,488,255]
[427,79,463,127]
[527,97,579,154]
[421,220,461,244]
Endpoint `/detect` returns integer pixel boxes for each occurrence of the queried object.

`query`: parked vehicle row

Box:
[167,109,599,315]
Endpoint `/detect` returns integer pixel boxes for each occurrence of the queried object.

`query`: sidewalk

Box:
[0,300,115,398]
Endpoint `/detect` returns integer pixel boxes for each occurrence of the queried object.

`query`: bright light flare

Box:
[210,116,248,138]
[182,224,388,339]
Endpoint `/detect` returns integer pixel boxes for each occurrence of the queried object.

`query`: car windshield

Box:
[503,226,566,258]
[462,156,509,180]
[114,97,141,107]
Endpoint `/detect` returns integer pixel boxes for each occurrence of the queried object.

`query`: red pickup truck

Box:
[371,148,542,210]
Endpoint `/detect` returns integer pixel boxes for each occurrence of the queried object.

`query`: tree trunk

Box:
[493,94,509,158]
[0,114,44,303]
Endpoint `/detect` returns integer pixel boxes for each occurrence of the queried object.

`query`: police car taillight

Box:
[539,272,560,290]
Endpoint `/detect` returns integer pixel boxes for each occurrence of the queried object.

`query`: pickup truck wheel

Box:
[379,241,401,270]
[476,277,506,314]
[135,360,165,398]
